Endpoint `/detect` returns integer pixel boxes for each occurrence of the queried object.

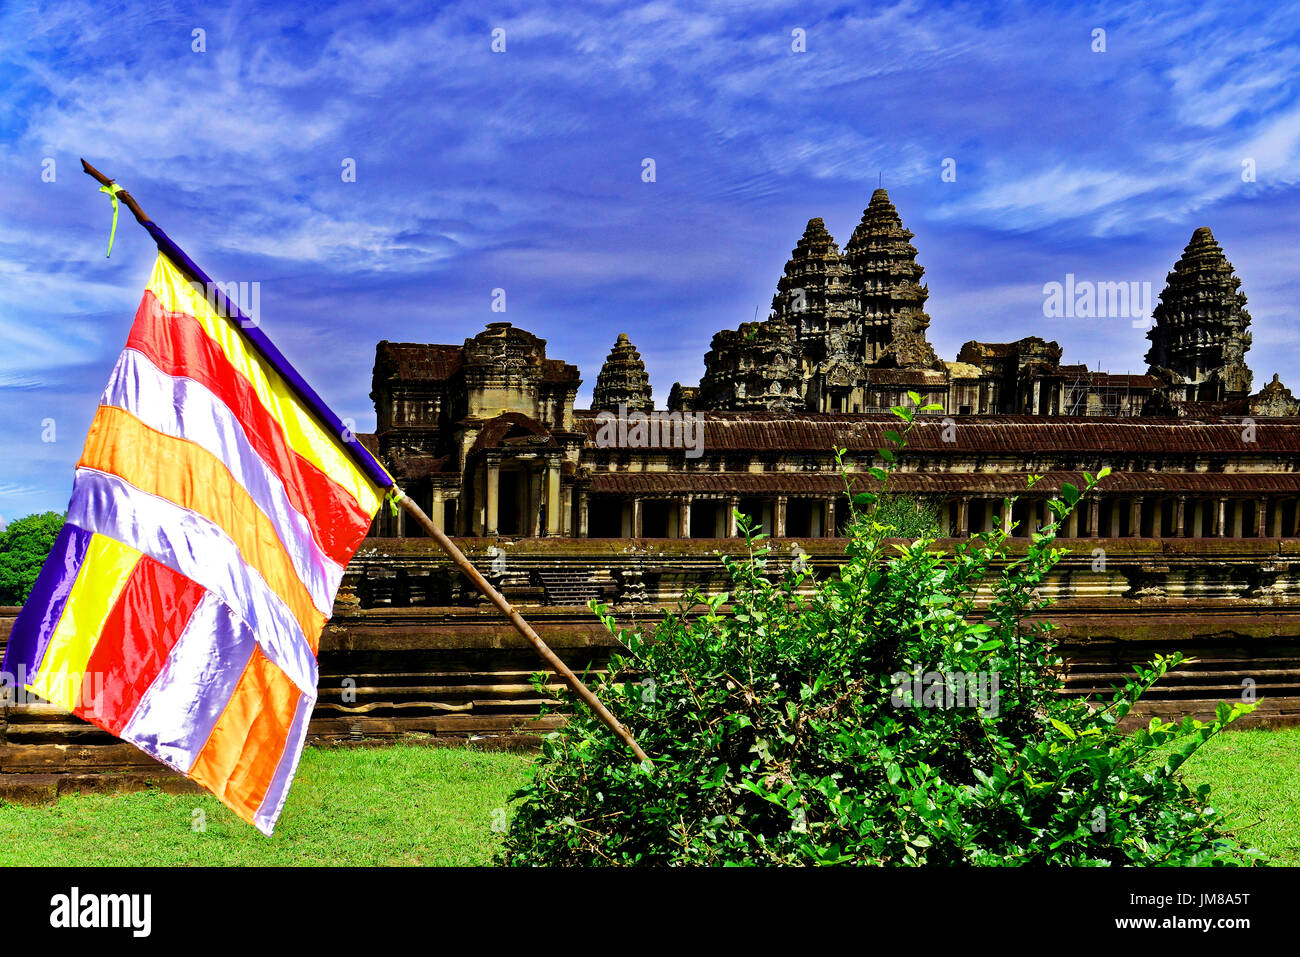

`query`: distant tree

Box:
[0,512,64,605]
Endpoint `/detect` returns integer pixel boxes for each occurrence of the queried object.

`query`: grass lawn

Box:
[1178,726,1300,865]
[0,726,1296,866]
[0,744,534,866]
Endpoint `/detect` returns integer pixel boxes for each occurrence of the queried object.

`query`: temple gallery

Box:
[361,189,1300,544]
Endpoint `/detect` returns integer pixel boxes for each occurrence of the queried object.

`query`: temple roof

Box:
[572,410,1300,454]
[375,342,463,380]
[855,368,948,386]
[374,339,578,385]
[589,469,1300,497]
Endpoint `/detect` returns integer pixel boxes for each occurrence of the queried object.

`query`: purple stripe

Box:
[253,689,315,835]
[120,592,256,774]
[143,222,394,492]
[1,523,93,685]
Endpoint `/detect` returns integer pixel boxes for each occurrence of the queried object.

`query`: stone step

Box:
[535,570,600,606]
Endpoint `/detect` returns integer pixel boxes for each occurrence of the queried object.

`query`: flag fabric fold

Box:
[3,251,390,834]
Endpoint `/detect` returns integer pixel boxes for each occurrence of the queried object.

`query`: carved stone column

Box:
[529,468,543,537]
[1215,498,1227,537]
[578,488,590,538]
[1175,496,1187,538]
[775,495,788,538]
[485,457,500,536]
[1256,497,1268,538]
[1088,499,1100,538]
[727,496,739,538]
[545,460,561,537]
[957,496,970,538]
[632,497,643,538]
[680,495,693,539]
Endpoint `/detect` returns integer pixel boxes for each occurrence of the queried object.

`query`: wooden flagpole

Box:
[78,159,651,765]
[394,494,649,762]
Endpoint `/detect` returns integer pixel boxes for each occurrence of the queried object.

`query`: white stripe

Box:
[101,348,342,616]
[68,468,319,695]
[120,592,256,773]
[252,691,315,835]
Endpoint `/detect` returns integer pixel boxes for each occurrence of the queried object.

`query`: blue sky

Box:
[3,0,1300,520]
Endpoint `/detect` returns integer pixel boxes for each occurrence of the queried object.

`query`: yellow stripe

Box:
[145,254,383,516]
[28,534,141,711]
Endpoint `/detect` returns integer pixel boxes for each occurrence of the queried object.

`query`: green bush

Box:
[872,492,944,539]
[501,399,1259,866]
[0,512,64,606]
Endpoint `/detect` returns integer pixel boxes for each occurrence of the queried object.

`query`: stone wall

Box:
[4,535,1299,786]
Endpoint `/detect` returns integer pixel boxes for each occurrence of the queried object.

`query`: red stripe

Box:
[76,557,208,734]
[126,290,373,565]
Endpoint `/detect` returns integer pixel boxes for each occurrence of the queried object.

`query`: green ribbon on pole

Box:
[98,182,123,257]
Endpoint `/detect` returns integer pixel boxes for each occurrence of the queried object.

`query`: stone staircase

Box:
[534,569,601,606]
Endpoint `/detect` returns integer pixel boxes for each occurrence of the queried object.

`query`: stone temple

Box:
[306,195,1300,737]
[365,189,1300,545]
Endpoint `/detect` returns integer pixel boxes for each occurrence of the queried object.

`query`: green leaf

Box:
[1050,718,1077,740]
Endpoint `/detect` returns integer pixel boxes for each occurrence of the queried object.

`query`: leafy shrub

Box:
[0,512,64,606]
[872,492,943,539]
[501,400,1259,866]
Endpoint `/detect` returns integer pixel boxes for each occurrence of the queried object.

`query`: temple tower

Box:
[592,333,653,412]
[769,217,856,344]
[1145,227,1253,403]
[844,189,939,369]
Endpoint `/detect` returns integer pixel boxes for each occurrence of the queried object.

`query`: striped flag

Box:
[3,249,391,834]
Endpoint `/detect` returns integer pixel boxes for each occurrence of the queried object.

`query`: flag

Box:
[3,247,391,834]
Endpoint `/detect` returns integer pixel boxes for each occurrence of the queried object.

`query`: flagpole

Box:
[80,159,151,225]
[395,494,649,762]
[78,159,651,765]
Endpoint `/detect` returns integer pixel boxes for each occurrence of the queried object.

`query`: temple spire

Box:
[1145,226,1253,404]
[592,333,653,412]
[844,189,939,368]
[769,217,854,334]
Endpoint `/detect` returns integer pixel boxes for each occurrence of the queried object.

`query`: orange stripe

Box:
[78,405,326,647]
[189,647,302,823]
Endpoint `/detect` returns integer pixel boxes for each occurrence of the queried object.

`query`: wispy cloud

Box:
[2,0,1300,517]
